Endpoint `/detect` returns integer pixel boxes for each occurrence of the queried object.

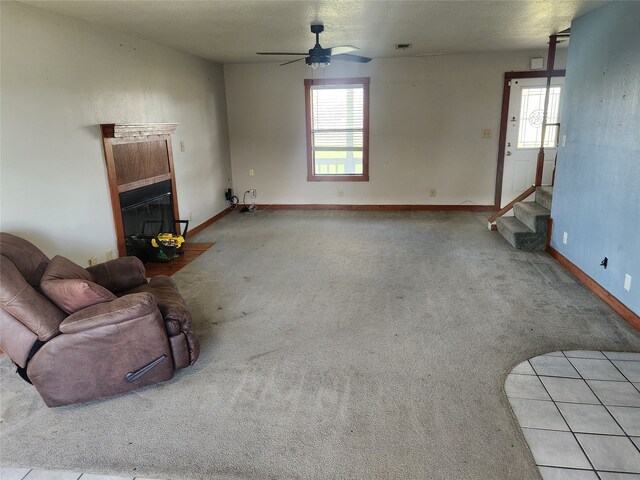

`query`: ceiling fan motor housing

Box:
[306,46,331,65]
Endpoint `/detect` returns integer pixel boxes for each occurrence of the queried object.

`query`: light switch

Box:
[249,169,255,176]
[482,129,492,138]
[180,141,185,152]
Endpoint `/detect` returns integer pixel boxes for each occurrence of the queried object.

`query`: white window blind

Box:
[310,84,364,175]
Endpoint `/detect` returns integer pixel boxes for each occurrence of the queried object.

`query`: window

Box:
[305,77,370,181]
[517,86,562,149]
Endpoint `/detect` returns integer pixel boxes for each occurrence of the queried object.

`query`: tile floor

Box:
[507,350,640,480]
[0,469,162,480]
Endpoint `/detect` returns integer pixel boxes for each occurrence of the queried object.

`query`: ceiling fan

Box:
[257,24,371,67]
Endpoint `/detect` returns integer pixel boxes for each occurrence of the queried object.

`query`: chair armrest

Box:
[59,293,158,334]
[86,257,147,293]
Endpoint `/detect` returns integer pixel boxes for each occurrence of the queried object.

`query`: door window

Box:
[517,87,562,148]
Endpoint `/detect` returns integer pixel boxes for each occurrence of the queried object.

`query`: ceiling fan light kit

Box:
[257,24,371,67]
[305,57,331,70]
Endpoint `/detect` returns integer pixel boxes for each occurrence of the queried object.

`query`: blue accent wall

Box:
[551,2,640,315]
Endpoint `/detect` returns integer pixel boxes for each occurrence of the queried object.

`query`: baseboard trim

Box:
[258,204,495,212]
[188,207,231,237]
[547,246,640,331]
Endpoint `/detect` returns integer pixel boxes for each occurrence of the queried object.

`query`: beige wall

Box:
[225,50,566,206]
[0,1,231,265]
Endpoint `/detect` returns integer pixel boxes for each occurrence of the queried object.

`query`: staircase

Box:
[496,186,553,251]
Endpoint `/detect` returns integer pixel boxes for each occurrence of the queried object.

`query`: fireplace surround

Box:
[100,123,180,257]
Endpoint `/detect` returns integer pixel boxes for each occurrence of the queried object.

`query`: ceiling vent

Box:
[395,43,413,50]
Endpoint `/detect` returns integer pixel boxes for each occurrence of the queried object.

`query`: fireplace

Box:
[101,123,180,257]
[120,180,174,254]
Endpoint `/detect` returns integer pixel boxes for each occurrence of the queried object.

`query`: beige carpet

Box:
[1,210,638,479]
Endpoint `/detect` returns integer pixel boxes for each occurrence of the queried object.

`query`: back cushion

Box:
[0,233,50,287]
[0,255,65,341]
[40,256,116,314]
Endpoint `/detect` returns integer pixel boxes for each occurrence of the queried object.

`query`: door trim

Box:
[494,70,566,209]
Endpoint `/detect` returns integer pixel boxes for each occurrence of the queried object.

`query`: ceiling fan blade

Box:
[257,52,308,56]
[328,45,359,55]
[332,53,372,63]
[280,58,306,66]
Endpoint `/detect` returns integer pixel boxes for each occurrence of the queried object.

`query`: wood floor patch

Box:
[144,242,214,277]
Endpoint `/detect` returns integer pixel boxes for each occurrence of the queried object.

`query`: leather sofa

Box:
[0,232,199,407]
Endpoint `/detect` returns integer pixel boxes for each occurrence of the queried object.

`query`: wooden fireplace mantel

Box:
[100,123,180,257]
[101,123,178,138]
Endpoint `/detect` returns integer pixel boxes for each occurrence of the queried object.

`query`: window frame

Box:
[304,77,370,182]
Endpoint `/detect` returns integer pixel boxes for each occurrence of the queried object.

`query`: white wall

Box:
[0,1,232,265]
[225,50,566,206]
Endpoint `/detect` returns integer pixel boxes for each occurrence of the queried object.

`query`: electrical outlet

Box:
[337,189,344,197]
[106,249,113,261]
[188,211,193,222]
[249,169,254,176]
[89,257,98,267]
[624,274,632,292]
[180,141,185,152]
[563,232,568,244]
[429,188,437,197]
[481,129,492,138]
[249,189,256,198]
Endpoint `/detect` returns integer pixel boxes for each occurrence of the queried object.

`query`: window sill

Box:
[307,174,369,182]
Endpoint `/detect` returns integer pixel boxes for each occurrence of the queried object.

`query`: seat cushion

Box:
[40,256,116,314]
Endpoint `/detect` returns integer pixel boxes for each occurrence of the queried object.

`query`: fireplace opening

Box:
[120,180,174,255]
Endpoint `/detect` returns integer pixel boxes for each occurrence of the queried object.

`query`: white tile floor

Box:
[507,350,640,480]
[0,469,162,480]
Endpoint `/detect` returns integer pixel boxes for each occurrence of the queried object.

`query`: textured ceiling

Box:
[23,0,607,64]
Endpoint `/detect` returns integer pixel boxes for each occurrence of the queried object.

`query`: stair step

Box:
[536,186,553,210]
[514,201,550,234]
[496,216,547,251]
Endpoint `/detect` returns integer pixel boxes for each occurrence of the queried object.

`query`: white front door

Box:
[501,77,564,207]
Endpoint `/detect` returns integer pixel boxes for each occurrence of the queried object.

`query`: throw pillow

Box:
[41,256,116,314]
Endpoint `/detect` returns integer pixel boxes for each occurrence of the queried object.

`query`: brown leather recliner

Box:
[0,232,199,407]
